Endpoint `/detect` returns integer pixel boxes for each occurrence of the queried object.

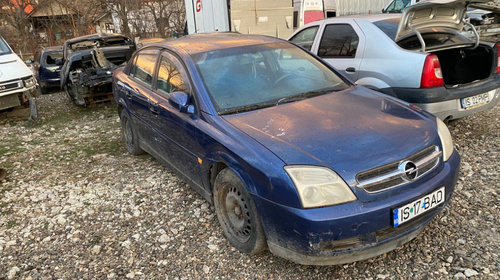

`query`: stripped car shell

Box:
[60,33,135,106]
[112,33,460,265]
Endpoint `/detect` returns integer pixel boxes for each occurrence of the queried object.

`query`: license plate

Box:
[461,92,490,109]
[393,187,445,227]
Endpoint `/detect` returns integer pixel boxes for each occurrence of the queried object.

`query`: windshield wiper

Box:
[275,87,339,106]
[219,102,275,115]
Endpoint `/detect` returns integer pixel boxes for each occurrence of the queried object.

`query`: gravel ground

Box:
[0,92,498,279]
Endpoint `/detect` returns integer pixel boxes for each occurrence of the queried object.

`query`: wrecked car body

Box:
[60,33,135,106]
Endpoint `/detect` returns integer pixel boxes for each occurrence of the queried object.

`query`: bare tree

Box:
[99,0,140,38]
[0,0,44,56]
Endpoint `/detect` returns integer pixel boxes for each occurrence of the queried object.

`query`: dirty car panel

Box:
[61,33,135,106]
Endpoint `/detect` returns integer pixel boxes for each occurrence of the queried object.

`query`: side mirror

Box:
[169,91,194,114]
[55,58,63,66]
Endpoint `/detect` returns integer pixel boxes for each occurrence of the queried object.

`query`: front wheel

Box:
[213,168,267,254]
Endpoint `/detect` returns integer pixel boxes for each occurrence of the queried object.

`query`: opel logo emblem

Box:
[399,161,418,181]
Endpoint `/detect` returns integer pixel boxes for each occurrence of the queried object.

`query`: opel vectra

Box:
[112,33,460,265]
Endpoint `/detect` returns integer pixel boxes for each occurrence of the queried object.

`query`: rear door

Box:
[312,20,365,82]
[122,48,160,144]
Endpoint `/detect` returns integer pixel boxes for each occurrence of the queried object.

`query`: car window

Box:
[0,37,12,56]
[44,51,63,66]
[318,24,359,58]
[192,42,349,114]
[373,19,399,41]
[156,53,190,97]
[130,49,159,86]
[384,0,414,13]
[290,26,319,51]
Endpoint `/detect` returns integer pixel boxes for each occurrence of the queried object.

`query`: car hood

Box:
[0,53,32,81]
[223,87,438,185]
[395,0,487,41]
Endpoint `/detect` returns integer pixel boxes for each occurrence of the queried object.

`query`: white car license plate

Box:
[393,187,445,227]
[461,92,490,109]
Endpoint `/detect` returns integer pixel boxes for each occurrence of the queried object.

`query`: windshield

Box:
[0,38,12,56]
[192,42,349,114]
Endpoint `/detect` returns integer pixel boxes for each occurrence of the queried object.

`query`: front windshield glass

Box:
[0,38,12,56]
[192,42,349,114]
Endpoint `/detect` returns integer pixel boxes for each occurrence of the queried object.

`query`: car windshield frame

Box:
[191,42,351,115]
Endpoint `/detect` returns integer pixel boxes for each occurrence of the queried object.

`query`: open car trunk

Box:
[433,44,494,86]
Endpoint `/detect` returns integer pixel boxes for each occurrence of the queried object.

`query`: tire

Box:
[213,168,267,254]
[120,110,143,155]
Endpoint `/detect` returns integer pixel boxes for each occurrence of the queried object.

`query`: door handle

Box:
[125,91,132,100]
[346,67,356,73]
[149,106,159,115]
[149,100,159,115]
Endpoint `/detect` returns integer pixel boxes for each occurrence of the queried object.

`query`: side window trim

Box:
[154,50,192,98]
[129,48,160,89]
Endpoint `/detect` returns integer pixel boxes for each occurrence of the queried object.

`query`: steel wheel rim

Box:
[223,185,252,243]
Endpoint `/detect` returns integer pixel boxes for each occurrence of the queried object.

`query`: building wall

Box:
[230,0,294,39]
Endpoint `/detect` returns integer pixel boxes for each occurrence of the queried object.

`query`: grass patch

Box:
[6,219,17,229]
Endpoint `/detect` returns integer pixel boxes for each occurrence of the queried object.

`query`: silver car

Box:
[289,0,500,121]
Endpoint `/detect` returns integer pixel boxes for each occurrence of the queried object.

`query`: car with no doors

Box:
[289,0,500,121]
[112,33,460,265]
[60,33,135,106]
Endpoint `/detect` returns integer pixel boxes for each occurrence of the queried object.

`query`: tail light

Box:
[495,43,500,74]
[420,54,444,88]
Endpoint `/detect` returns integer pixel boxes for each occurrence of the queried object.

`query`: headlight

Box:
[436,117,454,161]
[23,76,36,88]
[284,166,357,208]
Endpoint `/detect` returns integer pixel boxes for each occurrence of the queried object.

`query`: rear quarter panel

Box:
[354,19,427,90]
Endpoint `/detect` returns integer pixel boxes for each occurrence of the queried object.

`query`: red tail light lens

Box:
[495,43,500,74]
[420,54,444,88]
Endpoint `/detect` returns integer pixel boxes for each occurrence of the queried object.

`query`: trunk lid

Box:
[395,0,487,42]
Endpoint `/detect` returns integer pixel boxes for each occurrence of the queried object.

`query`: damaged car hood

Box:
[223,87,439,185]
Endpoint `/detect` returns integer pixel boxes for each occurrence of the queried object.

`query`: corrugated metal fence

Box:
[336,0,388,16]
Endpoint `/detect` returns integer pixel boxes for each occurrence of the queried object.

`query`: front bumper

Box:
[253,151,460,265]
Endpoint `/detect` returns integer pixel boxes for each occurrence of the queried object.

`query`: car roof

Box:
[65,33,129,45]
[147,32,286,55]
[43,46,63,52]
[319,13,401,24]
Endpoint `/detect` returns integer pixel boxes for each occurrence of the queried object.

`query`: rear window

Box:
[43,51,63,66]
[373,19,399,41]
[373,19,473,50]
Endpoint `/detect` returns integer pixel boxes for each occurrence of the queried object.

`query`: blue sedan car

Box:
[112,33,460,265]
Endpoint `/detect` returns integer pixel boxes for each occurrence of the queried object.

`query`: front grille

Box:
[356,146,441,193]
[0,81,22,93]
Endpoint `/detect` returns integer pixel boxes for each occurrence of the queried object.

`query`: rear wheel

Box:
[213,168,266,254]
[120,110,143,155]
